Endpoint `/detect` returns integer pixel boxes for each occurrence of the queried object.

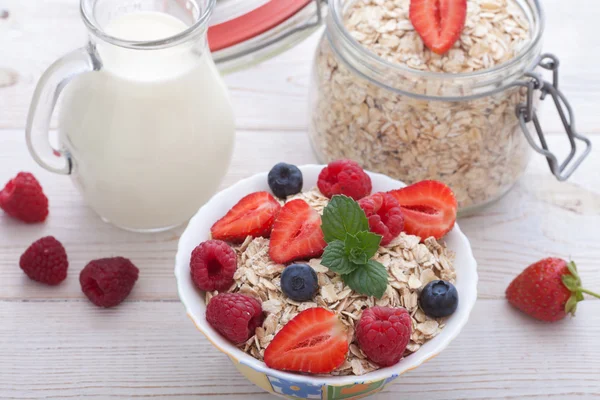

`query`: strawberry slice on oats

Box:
[269,199,326,264]
[210,191,281,243]
[409,0,467,55]
[388,180,457,240]
[264,308,349,374]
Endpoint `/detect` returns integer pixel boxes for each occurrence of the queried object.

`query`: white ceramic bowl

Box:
[175,165,478,400]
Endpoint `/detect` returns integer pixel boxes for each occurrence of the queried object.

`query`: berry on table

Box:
[317,159,372,200]
[0,172,49,223]
[388,180,457,240]
[206,293,264,344]
[358,192,404,245]
[356,306,412,367]
[80,257,139,308]
[269,199,326,264]
[419,280,459,318]
[280,263,318,302]
[19,236,68,285]
[190,240,237,292]
[506,258,600,322]
[268,162,303,199]
[210,191,281,243]
[264,308,349,374]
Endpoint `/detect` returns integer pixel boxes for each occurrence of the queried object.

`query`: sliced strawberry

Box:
[388,180,457,240]
[210,192,281,243]
[264,308,349,374]
[269,199,326,264]
[409,0,467,55]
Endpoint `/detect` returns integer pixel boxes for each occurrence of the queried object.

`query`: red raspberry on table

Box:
[358,193,404,245]
[19,236,68,285]
[356,306,412,367]
[0,172,49,223]
[206,293,264,344]
[317,159,372,200]
[190,240,237,292]
[80,257,139,308]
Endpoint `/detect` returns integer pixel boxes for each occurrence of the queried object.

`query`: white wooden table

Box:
[1,1,599,399]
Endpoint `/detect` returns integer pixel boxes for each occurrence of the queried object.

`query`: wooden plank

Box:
[0,300,599,399]
[1,0,600,133]
[0,132,598,301]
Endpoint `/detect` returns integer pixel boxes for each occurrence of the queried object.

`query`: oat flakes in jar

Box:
[309,0,591,211]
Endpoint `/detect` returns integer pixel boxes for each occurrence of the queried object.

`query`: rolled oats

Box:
[209,188,457,376]
[309,0,533,209]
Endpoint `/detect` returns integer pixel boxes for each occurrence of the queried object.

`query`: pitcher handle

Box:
[25,44,101,175]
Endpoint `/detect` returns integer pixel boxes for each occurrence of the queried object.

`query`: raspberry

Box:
[19,236,68,285]
[317,159,372,200]
[206,293,264,344]
[358,193,404,245]
[356,306,412,367]
[190,240,237,292]
[80,257,139,308]
[0,172,49,223]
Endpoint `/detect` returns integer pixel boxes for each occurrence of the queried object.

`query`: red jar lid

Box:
[208,0,321,71]
[208,0,312,51]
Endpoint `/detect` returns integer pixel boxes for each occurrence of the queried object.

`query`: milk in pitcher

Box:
[58,11,235,231]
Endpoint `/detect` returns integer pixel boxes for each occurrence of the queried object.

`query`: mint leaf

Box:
[342,260,388,298]
[321,195,369,243]
[343,232,381,264]
[320,197,388,292]
[355,231,381,259]
[348,247,368,265]
[344,232,361,250]
[321,241,361,275]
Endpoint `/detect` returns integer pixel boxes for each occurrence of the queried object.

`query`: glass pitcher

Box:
[26,0,235,232]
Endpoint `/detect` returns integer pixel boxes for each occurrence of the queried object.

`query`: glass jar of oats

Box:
[308,0,591,211]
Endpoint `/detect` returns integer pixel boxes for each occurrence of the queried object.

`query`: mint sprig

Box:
[346,232,381,260]
[321,241,360,275]
[321,195,369,242]
[343,260,389,298]
[320,195,388,298]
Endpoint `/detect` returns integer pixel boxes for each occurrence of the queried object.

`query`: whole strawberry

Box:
[506,258,600,322]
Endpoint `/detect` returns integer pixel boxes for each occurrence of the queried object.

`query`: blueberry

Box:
[419,280,458,318]
[280,264,318,302]
[268,162,303,199]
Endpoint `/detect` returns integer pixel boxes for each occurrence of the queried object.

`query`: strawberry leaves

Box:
[562,261,600,315]
[320,195,388,298]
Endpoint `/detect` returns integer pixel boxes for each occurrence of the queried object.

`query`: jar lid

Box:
[208,0,324,73]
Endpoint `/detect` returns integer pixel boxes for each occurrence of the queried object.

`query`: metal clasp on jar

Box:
[516,54,592,181]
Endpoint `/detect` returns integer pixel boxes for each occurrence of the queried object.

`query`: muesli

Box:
[192,161,460,376]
